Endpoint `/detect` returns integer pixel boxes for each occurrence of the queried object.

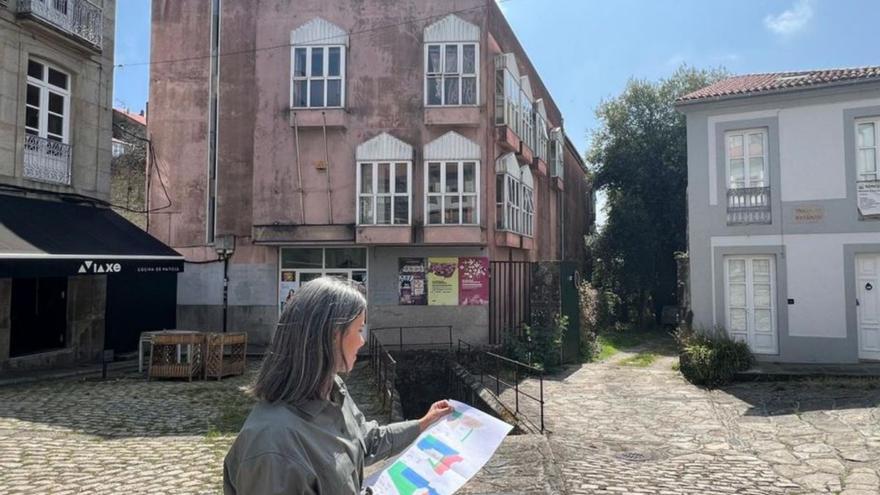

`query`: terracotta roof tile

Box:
[678,67,880,103]
[113,108,147,127]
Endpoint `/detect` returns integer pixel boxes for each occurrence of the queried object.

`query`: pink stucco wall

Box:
[148,0,591,265]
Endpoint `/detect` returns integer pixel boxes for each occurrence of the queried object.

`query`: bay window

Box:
[357,161,411,225]
[426,161,479,224]
[495,153,534,236]
[425,42,478,106]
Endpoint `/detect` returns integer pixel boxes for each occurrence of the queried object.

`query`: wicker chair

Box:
[203,332,247,380]
[148,332,205,381]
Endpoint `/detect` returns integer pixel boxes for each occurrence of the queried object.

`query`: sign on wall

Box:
[279,271,299,314]
[458,257,489,305]
[858,181,880,217]
[398,258,427,305]
[427,257,459,306]
[398,257,489,306]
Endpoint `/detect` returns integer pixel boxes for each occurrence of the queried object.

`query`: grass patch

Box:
[618,353,657,367]
[595,325,665,361]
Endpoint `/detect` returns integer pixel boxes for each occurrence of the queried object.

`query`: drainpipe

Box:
[322,111,333,224]
[222,254,228,333]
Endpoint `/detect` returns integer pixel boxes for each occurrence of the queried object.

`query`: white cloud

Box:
[764,0,815,36]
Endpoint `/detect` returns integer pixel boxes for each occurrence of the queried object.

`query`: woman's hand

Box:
[418,400,453,432]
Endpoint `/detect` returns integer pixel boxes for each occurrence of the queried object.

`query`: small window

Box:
[856,119,879,182]
[726,129,767,189]
[25,59,70,143]
[291,45,345,108]
[425,43,478,106]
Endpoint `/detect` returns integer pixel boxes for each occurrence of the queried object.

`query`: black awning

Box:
[0,194,184,278]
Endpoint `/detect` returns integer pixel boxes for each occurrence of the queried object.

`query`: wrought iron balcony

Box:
[23,134,72,185]
[17,0,103,50]
[727,186,771,225]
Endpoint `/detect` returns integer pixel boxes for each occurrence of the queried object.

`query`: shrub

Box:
[577,281,600,361]
[506,314,568,372]
[675,326,753,388]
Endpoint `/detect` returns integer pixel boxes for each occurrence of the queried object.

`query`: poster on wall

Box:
[459,257,489,305]
[427,257,459,306]
[279,271,299,314]
[399,258,427,305]
[857,181,880,217]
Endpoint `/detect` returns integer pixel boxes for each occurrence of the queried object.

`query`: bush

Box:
[675,326,753,388]
[505,314,568,372]
[577,281,600,361]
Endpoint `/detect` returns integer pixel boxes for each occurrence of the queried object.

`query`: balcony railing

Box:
[23,134,72,185]
[17,0,103,50]
[727,186,771,225]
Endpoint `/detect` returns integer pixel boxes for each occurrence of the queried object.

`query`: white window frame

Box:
[424,160,480,225]
[278,247,368,315]
[522,177,534,237]
[424,42,479,107]
[495,166,534,237]
[356,161,412,225]
[291,45,346,108]
[550,128,564,178]
[25,59,70,144]
[723,255,777,355]
[725,128,768,190]
[856,117,880,182]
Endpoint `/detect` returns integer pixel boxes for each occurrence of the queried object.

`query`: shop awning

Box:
[0,194,184,278]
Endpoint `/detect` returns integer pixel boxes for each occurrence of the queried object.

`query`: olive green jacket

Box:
[223,376,421,494]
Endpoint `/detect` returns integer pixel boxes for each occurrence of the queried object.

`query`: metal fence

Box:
[23,135,72,185]
[489,261,534,345]
[368,331,397,422]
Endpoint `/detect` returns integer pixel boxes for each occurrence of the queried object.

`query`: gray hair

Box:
[252,276,366,404]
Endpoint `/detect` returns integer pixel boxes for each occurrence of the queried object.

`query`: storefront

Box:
[277,247,368,314]
[0,194,183,371]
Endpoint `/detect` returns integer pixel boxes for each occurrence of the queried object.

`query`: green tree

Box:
[587,66,727,325]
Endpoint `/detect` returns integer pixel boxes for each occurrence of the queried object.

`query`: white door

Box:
[725,256,778,354]
[856,254,880,360]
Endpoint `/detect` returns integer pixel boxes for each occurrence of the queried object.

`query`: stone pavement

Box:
[2,350,880,494]
[504,348,880,494]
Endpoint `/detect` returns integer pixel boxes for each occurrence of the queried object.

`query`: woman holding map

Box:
[223,276,452,494]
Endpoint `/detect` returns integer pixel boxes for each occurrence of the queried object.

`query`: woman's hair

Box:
[252,276,366,404]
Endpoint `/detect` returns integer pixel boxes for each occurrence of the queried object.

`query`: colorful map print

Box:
[447,410,484,442]
[417,435,464,475]
[388,461,440,495]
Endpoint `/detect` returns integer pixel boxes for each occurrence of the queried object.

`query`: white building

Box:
[677,67,880,364]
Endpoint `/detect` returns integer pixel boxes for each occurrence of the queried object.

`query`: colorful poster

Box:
[458,257,489,306]
[399,258,427,305]
[279,271,299,314]
[365,400,513,495]
[427,258,459,306]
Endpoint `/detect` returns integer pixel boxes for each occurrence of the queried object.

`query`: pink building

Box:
[148,0,593,345]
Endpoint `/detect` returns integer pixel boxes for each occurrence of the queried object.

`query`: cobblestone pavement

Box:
[3,353,880,494]
[505,350,880,494]
[0,360,560,494]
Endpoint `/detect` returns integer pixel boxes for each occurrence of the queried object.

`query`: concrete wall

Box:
[368,246,489,345]
[0,1,116,201]
[683,84,880,363]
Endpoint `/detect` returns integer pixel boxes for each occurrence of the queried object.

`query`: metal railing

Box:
[727,186,771,225]
[368,331,397,422]
[369,325,454,352]
[458,340,545,432]
[23,134,72,185]
[18,0,103,50]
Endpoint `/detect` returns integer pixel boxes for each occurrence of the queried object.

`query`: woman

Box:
[224,277,452,494]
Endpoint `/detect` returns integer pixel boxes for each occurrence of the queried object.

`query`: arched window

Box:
[424,15,480,107]
[424,131,481,225]
[290,18,348,108]
[356,133,413,225]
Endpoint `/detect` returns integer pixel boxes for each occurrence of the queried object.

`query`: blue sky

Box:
[113,0,880,225]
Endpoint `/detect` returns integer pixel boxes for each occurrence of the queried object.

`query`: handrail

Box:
[457,339,545,432]
[368,332,397,421]
[369,325,453,352]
